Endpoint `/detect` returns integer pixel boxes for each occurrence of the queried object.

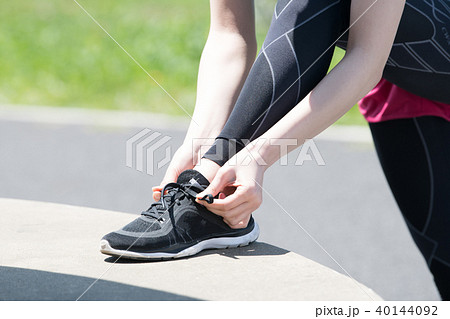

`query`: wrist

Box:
[181,136,215,161]
[186,114,224,139]
[183,125,221,145]
[246,138,286,170]
[244,140,272,172]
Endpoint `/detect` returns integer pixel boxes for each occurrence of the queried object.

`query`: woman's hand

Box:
[152,146,198,201]
[196,149,266,229]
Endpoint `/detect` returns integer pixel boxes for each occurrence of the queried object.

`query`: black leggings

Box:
[370,117,450,300]
[203,0,450,165]
[201,0,450,299]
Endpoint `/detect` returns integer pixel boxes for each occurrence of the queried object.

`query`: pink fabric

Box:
[359,79,450,123]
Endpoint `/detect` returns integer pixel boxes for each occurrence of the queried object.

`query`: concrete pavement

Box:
[0,198,382,301]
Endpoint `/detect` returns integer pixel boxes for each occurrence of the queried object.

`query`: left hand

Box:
[195,150,266,229]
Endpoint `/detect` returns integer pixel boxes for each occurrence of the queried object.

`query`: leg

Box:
[370,116,450,300]
[202,0,351,166]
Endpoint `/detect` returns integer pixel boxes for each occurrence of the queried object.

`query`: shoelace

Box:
[141,182,214,222]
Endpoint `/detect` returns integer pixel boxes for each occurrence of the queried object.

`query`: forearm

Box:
[241,0,405,169]
[183,31,256,152]
[251,51,382,168]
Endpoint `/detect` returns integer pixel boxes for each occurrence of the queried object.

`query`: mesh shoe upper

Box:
[102,170,255,253]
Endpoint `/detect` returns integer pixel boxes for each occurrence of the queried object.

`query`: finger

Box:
[196,187,247,212]
[152,185,163,201]
[154,186,185,202]
[207,200,251,220]
[197,169,235,200]
[153,190,161,201]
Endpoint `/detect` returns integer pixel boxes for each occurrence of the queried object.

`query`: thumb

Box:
[197,169,234,200]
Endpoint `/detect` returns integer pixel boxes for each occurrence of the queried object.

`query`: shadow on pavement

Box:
[104,241,290,264]
[0,266,199,301]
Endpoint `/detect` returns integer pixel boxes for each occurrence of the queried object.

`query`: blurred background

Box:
[0,0,363,124]
[0,0,440,300]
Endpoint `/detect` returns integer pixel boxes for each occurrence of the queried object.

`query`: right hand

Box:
[152,146,199,201]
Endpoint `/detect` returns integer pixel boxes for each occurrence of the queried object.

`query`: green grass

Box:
[0,0,365,125]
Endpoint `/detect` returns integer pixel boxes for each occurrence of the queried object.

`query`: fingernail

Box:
[198,194,214,204]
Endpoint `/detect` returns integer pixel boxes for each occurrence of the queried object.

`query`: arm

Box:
[253,0,406,167]
[154,0,256,198]
[183,0,257,156]
[197,0,406,228]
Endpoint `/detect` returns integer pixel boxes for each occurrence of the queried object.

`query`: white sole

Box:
[100,222,260,260]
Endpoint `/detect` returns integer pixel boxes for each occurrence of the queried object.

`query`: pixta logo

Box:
[126,129,172,175]
[194,138,325,167]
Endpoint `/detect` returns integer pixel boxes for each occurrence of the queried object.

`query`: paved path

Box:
[0,105,441,300]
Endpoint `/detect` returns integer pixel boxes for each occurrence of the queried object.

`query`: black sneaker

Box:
[100,169,259,260]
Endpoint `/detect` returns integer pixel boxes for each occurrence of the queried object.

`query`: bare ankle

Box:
[194,158,220,182]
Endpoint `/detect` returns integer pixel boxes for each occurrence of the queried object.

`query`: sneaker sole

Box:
[100,222,260,260]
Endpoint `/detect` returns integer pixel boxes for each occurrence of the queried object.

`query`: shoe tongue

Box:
[176,169,210,188]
